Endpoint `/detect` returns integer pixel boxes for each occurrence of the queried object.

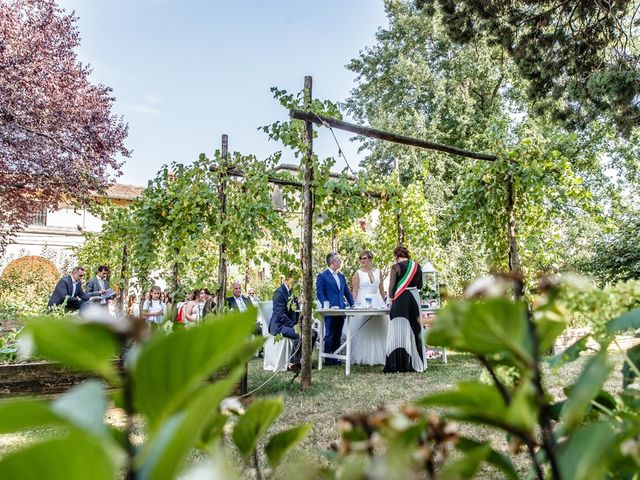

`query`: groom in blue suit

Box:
[316,253,355,366]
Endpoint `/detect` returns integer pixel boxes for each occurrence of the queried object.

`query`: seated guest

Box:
[269,274,315,370]
[227,281,251,312]
[48,266,102,312]
[269,275,299,339]
[247,288,260,306]
[201,288,216,317]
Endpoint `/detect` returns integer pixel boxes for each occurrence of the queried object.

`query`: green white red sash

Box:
[392,259,418,300]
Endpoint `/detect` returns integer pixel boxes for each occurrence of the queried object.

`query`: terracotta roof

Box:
[103,183,144,200]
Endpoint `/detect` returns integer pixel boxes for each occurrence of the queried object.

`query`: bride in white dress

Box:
[347,250,388,365]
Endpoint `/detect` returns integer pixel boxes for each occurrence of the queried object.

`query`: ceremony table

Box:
[316,307,389,375]
[316,306,442,375]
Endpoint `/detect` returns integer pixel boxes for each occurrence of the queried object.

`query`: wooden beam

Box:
[225,168,383,199]
[289,109,498,162]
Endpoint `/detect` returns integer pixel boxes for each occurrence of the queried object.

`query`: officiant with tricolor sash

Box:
[383,246,425,373]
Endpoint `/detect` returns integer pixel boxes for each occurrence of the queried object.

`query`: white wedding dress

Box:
[346,269,388,365]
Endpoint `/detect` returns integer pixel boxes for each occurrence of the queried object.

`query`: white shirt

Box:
[234,296,247,312]
[329,269,341,289]
[143,299,166,324]
[71,280,78,298]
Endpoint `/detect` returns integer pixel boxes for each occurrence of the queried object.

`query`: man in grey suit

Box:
[48,266,103,312]
[86,265,112,305]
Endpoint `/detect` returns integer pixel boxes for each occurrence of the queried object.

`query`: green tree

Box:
[581,215,640,283]
[346,0,627,285]
[416,0,640,135]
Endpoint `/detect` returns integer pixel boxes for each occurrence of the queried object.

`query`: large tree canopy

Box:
[0,0,129,250]
[346,0,635,285]
[416,0,640,135]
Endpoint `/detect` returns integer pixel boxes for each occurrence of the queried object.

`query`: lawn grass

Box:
[246,351,626,478]
[0,351,627,479]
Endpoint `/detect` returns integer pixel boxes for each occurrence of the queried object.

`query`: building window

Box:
[30,206,47,226]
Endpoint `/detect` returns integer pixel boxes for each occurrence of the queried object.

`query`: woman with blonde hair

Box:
[347,249,387,365]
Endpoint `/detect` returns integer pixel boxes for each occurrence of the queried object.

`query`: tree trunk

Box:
[506,175,523,298]
[172,247,179,294]
[506,176,521,273]
[300,76,314,390]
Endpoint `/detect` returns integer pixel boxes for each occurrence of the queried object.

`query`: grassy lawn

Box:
[247,352,479,449]
[0,351,626,478]
[246,351,626,478]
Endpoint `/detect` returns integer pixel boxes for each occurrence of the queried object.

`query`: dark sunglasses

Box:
[359,256,371,260]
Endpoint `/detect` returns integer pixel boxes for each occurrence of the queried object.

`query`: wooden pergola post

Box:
[300,76,315,390]
[216,134,229,313]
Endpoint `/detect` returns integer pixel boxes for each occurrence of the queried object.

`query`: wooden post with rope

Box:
[300,76,315,390]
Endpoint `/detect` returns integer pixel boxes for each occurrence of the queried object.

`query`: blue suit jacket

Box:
[47,275,92,308]
[316,269,354,310]
[269,284,299,339]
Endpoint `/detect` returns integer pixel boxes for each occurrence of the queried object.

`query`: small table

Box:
[421,306,447,364]
[317,307,389,375]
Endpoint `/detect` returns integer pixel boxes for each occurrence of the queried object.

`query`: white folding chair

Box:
[257,301,293,372]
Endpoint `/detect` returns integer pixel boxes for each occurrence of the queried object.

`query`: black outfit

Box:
[202,297,216,317]
[383,260,424,373]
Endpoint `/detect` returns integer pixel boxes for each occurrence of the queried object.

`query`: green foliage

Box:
[346,0,636,289]
[0,256,60,317]
[581,215,640,283]
[0,432,115,480]
[0,327,18,362]
[1,308,313,479]
[232,398,283,459]
[264,423,312,468]
[417,0,640,136]
[76,147,293,300]
[419,278,640,478]
[554,278,640,329]
[20,317,120,384]
[132,311,259,430]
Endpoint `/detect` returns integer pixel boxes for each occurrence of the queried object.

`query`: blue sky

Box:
[58,0,389,186]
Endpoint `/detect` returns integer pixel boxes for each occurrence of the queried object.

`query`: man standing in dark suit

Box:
[316,253,355,366]
[48,266,103,312]
[227,281,251,312]
[85,265,111,305]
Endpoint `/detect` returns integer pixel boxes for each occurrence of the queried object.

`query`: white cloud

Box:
[127,91,163,115]
[128,104,161,115]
